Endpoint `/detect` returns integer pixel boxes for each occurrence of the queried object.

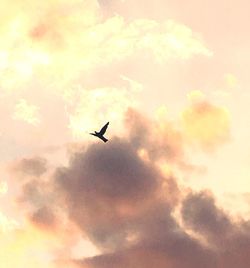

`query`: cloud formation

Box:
[67,83,139,139]
[55,138,168,250]
[2,1,250,268]
[11,100,235,267]
[0,0,211,93]
[181,191,250,268]
[53,132,219,267]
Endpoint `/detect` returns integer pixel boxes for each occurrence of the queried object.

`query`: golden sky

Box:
[1,1,250,267]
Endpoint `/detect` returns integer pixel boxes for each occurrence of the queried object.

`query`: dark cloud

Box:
[70,189,250,268]
[55,137,176,250]
[181,191,250,268]
[74,201,216,268]
[10,156,47,177]
[79,234,216,268]
[14,108,250,268]
[53,130,218,267]
[181,191,233,245]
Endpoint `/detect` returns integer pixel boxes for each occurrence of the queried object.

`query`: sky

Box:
[1,0,250,267]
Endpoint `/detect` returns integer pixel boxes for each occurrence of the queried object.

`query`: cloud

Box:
[17,175,65,234]
[181,191,250,268]
[0,1,211,92]
[73,190,250,268]
[10,156,47,177]
[55,138,168,250]
[72,200,216,268]
[30,206,57,230]
[81,238,215,268]
[125,108,184,164]
[0,211,19,233]
[67,83,139,139]
[181,96,230,150]
[181,191,233,245]
[11,102,250,268]
[12,99,41,126]
[10,107,250,268]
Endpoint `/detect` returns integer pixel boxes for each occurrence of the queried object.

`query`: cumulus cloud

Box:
[11,106,250,268]
[53,134,219,267]
[1,1,242,268]
[69,189,250,268]
[55,138,169,250]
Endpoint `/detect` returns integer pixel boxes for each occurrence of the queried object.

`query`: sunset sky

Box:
[1,1,250,267]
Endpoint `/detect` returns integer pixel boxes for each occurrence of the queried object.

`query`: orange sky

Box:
[1,1,250,267]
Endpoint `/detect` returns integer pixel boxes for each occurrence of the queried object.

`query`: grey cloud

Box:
[55,138,173,250]
[80,237,216,268]
[54,133,219,267]
[11,156,47,177]
[75,206,216,268]
[181,191,250,268]
[30,205,57,229]
[73,189,250,268]
[181,191,233,245]
[14,109,250,268]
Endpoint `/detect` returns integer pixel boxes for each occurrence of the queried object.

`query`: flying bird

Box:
[90,122,109,143]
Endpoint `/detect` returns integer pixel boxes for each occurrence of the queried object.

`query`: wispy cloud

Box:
[12,99,41,126]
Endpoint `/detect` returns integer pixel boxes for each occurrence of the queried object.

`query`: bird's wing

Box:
[99,122,109,135]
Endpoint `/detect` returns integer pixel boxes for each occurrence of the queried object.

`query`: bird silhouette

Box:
[90,122,109,142]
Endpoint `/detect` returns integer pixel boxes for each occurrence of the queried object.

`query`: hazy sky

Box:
[1,1,250,267]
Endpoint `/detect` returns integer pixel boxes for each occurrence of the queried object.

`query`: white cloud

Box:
[74,16,212,67]
[0,212,19,233]
[67,79,140,139]
[0,5,212,92]
[12,99,41,126]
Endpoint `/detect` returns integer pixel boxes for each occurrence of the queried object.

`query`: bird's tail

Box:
[102,137,108,143]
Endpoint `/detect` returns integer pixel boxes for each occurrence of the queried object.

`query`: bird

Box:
[90,122,109,143]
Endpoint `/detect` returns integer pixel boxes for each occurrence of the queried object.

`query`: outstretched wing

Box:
[99,122,109,135]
